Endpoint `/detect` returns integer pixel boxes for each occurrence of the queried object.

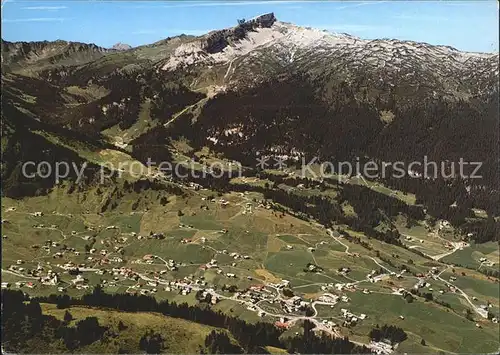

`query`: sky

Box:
[1,0,498,53]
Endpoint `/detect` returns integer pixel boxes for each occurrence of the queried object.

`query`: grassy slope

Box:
[42,303,237,353]
[344,292,499,354]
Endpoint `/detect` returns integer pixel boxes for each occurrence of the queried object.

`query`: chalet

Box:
[274,320,289,329]
[71,275,86,285]
[309,264,318,272]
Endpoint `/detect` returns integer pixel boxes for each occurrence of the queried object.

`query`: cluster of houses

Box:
[3,281,37,289]
[306,263,322,272]
[478,257,495,266]
[334,283,357,293]
[274,317,291,329]
[413,278,432,290]
[124,275,209,297]
[199,290,219,305]
[137,255,181,271]
[340,308,367,326]
[5,205,499,340]
[70,274,89,289]
[438,220,452,230]
[242,202,253,215]
[6,263,60,287]
[280,296,310,313]
[369,340,394,355]
[189,182,202,191]
[318,293,339,304]
[404,235,425,244]
[230,288,275,307]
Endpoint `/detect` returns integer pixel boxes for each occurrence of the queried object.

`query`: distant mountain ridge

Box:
[1,39,110,71]
[112,42,132,51]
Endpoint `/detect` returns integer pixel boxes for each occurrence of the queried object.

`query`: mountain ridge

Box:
[2,13,497,73]
[2,12,498,56]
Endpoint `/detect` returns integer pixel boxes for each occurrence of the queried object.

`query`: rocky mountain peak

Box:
[248,12,277,28]
[201,12,276,53]
[112,42,132,51]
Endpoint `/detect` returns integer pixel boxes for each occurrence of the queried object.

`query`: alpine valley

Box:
[1,13,499,355]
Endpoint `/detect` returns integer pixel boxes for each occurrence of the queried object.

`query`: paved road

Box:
[435,267,487,318]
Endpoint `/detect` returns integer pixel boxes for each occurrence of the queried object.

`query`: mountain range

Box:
[1,13,499,216]
[1,14,500,354]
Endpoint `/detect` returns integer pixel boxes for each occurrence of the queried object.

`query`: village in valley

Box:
[2,178,499,355]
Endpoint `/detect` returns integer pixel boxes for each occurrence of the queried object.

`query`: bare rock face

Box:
[202,13,276,53]
[112,42,132,51]
[249,12,277,28]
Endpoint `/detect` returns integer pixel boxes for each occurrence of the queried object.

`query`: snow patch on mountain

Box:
[161,19,496,74]
[161,22,346,71]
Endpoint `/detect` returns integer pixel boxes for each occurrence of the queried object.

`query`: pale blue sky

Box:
[1,1,498,52]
